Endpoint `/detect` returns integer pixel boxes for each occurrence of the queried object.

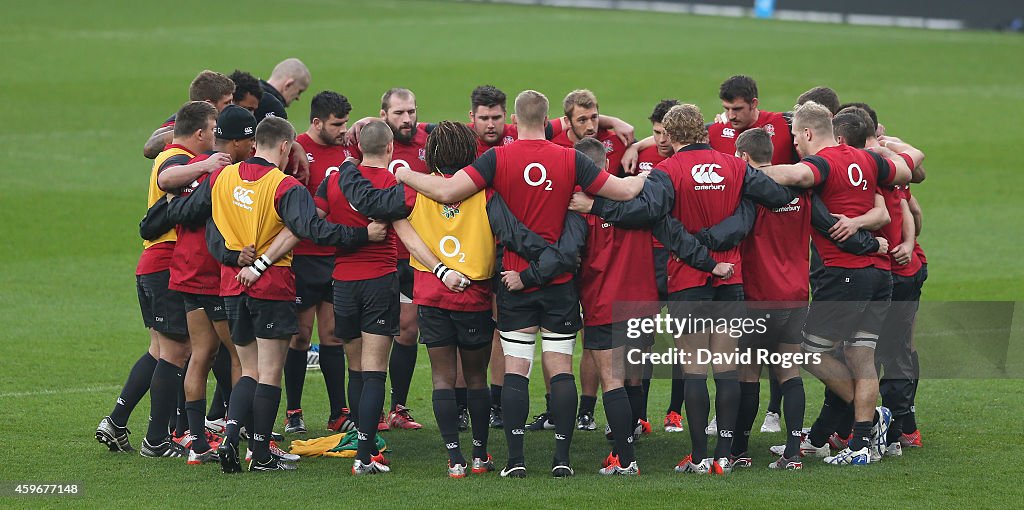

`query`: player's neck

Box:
[172,137,203,155]
[809,138,838,155]
[516,123,545,140]
[305,129,326,146]
[362,155,389,168]
[254,150,283,168]
[864,137,881,148]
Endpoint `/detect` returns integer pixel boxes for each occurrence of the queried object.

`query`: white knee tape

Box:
[801,331,835,353]
[499,331,536,361]
[847,330,878,349]
[541,331,577,355]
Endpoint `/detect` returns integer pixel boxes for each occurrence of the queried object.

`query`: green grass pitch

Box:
[1,0,1023,508]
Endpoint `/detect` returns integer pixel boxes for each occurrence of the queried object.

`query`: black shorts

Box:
[803,266,892,350]
[224,294,297,346]
[182,292,227,322]
[653,247,669,301]
[741,307,807,349]
[496,281,581,334]
[585,321,654,351]
[136,270,188,338]
[418,306,494,350]
[668,282,744,302]
[333,273,400,341]
[667,283,746,325]
[293,255,334,310]
[396,258,414,303]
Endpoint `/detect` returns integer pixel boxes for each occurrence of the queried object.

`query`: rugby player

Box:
[254,58,312,185]
[394,90,646,478]
[652,104,796,475]
[100,101,229,457]
[285,91,358,435]
[167,105,257,464]
[229,70,264,114]
[760,101,923,466]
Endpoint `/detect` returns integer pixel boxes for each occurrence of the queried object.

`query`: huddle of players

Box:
[97,62,928,477]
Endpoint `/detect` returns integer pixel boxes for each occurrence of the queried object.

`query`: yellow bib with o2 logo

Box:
[211,163,292,267]
[143,146,194,249]
[407,189,494,280]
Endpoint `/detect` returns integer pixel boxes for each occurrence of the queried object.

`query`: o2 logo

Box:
[847,163,868,191]
[523,163,552,190]
[439,235,466,263]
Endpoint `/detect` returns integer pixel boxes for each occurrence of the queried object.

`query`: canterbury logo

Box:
[691,164,725,184]
[554,434,566,440]
[445,442,459,450]
[639,162,653,171]
[512,428,524,436]
[232,186,255,210]
[719,430,734,438]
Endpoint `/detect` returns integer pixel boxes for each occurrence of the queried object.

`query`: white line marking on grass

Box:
[0,384,120,398]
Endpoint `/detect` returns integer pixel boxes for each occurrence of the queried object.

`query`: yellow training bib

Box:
[211,163,292,267]
[143,146,194,249]
[407,190,494,280]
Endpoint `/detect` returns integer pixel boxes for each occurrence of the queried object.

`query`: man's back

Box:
[807,144,894,269]
[490,139,582,285]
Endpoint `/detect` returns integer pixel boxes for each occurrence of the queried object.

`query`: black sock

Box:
[683,374,709,462]
[640,377,651,421]
[808,390,848,448]
[284,347,307,412]
[209,343,231,419]
[550,373,577,466]
[780,377,806,459]
[225,376,256,448]
[146,359,183,444]
[174,360,188,435]
[544,393,551,414]
[455,386,468,411]
[388,342,418,410]
[624,385,644,427]
[502,374,530,467]
[835,403,854,438]
[467,388,491,459]
[712,372,740,459]
[356,371,386,462]
[490,384,502,408]
[905,351,920,433]
[731,381,760,456]
[251,384,281,463]
[668,376,685,415]
[319,345,347,419]
[185,399,209,452]
[767,376,782,415]
[347,369,363,422]
[887,416,905,445]
[578,394,597,417]
[849,420,872,451]
[603,388,635,465]
[109,352,157,427]
[432,389,465,465]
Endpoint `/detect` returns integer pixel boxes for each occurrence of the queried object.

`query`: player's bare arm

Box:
[143,126,174,159]
[236,227,300,287]
[156,153,231,192]
[395,167,478,204]
[762,162,817,188]
[391,219,468,293]
[909,194,924,236]
[829,193,890,242]
[891,198,916,265]
[597,114,636,145]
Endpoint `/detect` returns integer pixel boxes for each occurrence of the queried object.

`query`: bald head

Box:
[267,58,310,106]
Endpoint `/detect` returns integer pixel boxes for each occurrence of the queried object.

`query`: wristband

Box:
[433,263,451,281]
[247,266,262,277]
[253,254,272,273]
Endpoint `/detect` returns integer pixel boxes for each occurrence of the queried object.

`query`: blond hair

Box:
[662,104,707,145]
[514,90,549,128]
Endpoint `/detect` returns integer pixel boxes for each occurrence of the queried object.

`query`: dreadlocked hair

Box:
[425,120,478,175]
